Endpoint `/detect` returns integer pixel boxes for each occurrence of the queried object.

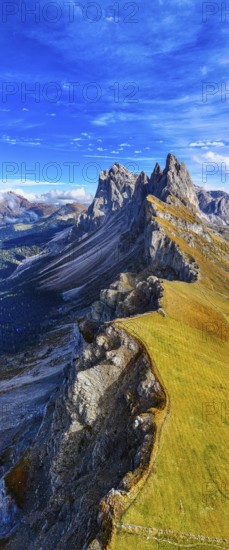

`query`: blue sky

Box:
[1,0,229,203]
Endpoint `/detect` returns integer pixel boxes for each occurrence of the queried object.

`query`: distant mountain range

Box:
[1,160,229,228]
[195,185,229,225]
[0,191,86,226]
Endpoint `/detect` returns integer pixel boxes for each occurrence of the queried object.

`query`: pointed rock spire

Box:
[149,154,199,210]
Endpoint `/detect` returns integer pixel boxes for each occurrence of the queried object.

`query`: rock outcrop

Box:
[149,154,199,210]
[79,163,138,232]
[144,201,199,282]
[84,271,163,327]
[4,325,165,549]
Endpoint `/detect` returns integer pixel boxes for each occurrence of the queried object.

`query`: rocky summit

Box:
[0,154,228,550]
[149,153,199,209]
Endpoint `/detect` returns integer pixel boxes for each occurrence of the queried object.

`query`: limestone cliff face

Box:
[149,154,199,210]
[87,271,163,326]
[144,201,199,282]
[6,325,165,550]
[79,163,138,232]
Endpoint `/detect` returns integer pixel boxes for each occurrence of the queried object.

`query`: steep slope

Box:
[110,195,229,550]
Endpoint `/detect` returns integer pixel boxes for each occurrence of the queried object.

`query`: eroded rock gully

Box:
[4,324,165,550]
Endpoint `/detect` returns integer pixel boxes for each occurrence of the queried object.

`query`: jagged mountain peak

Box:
[110,161,129,173]
[80,161,138,231]
[165,152,180,170]
[134,170,149,197]
[99,162,137,184]
[153,161,163,174]
[80,154,201,233]
[152,162,163,186]
[150,153,199,210]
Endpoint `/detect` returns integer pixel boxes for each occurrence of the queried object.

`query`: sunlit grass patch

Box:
[111,198,229,548]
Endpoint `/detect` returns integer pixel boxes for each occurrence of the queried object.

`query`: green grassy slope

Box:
[111,197,229,549]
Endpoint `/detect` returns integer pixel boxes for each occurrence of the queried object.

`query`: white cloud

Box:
[201,151,229,165]
[190,140,225,148]
[4,187,93,205]
[40,188,93,204]
[92,114,113,126]
[1,134,16,145]
[202,182,227,191]
[71,141,81,147]
[120,143,131,147]
[134,150,142,154]
[83,154,153,161]
[201,66,208,76]
[193,151,229,190]
[1,134,42,147]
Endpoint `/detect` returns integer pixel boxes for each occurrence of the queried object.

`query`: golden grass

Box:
[111,197,229,549]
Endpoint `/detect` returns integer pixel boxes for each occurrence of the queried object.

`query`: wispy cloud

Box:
[2,187,93,205]
[190,141,225,148]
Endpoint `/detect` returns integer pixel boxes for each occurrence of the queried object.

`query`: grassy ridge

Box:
[111,197,229,549]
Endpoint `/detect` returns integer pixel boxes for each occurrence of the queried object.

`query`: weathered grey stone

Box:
[5,326,165,550]
[196,185,229,225]
[149,153,199,210]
